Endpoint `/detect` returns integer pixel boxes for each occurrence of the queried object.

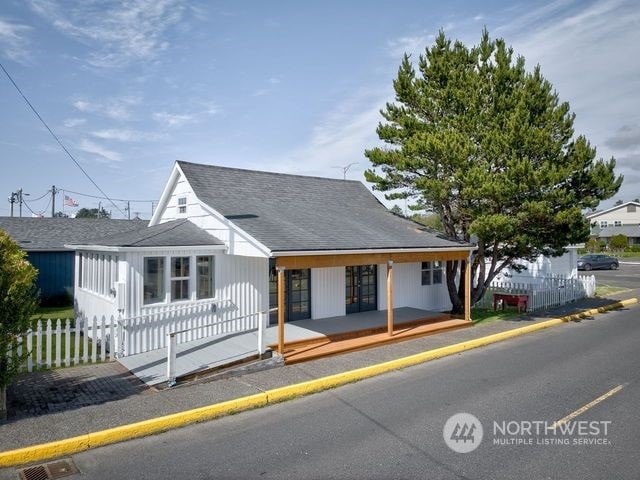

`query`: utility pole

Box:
[127,201,131,220]
[8,192,17,217]
[17,188,27,217]
[98,201,101,218]
[51,185,58,217]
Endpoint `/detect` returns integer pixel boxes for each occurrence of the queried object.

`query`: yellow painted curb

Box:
[1,297,636,468]
[0,393,268,468]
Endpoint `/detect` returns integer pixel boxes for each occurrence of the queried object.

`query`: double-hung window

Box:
[178,197,187,214]
[196,256,215,299]
[171,257,190,301]
[421,261,443,285]
[144,257,165,304]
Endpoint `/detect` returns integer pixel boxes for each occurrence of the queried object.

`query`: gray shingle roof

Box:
[597,225,640,238]
[75,219,224,247]
[0,217,148,251]
[178,161,471,252]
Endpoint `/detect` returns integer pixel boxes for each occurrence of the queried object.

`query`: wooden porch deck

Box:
[269,309,471,364]
[119,307,470,386]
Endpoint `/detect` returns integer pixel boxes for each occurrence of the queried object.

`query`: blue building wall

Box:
[27,251,74,302]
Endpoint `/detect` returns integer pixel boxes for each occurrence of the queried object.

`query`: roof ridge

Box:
[177,160,363,184]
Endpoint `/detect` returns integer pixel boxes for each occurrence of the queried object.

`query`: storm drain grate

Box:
[18,459,79,480]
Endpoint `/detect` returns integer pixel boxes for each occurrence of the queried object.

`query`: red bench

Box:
[493,293,528,313]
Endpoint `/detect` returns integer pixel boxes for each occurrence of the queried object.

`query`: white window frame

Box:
[177,196,187,215]
[170,256,190,302]
[600,220,608,228]
[143,256,166,305]
[196,255,215,300]
[614,220,622,227]
[421,261,443,286]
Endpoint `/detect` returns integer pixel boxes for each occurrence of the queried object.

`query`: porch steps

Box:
[273,316,472,364]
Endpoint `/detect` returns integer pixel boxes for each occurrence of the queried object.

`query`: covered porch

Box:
[118,306,470,386]
[273,248,473,355]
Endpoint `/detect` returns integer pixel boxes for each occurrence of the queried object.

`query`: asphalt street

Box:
[589,262,640,290]
[7,303,636,480]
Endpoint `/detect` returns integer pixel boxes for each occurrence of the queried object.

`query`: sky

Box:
[0,0,638,219]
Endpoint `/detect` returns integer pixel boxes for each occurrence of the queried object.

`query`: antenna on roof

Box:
[333,162,359,180]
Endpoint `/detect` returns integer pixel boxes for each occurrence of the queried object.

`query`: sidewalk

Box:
[2,291,637,453]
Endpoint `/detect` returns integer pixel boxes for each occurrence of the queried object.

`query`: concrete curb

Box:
[1,297,637,468]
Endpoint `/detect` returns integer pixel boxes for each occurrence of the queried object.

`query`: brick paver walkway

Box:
[7,362,149,419]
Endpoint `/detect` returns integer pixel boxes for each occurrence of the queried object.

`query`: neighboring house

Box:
[492,246,580,285]
[69,161,474,356]
[597,225,640,245]
[586,201,640,239]
[0,217,147,303]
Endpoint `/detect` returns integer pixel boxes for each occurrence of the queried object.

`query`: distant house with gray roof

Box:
[0,217,146,303]
[69,161,474,357]
[586,201,640,244]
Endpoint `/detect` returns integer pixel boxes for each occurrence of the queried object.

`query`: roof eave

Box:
[270,246,475,257]
[65,244,227,253]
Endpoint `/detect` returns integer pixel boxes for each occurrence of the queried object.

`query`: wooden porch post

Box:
[387,260,394,336]
[464,257,471,322]
[277,266,286,355]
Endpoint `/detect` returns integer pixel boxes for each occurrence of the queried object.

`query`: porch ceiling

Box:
[275,249,470,269]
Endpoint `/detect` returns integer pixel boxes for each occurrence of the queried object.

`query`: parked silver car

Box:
[577,254,619,271]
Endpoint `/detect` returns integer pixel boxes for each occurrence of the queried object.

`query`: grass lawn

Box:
[471,308,519,325]
[24,305,96,369]
[31,305,75,321]
[595,284,630,297]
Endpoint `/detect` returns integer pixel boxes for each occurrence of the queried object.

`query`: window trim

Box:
[421,261,443,286]
[170,256,190,302]
[143,256,166,305]
[196,255,215,300]
[177,196,187,214]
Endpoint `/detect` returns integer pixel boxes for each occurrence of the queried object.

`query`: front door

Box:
[345,265,377,314]
[269,264,311,324]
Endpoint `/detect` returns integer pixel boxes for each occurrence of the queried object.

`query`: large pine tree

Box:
[365,30,622,313]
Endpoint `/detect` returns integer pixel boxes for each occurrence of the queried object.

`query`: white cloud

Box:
[0,18,32,61]
[63,117,86,128]
[78,139,122,162]
[91,128,166,142]
[387,34,431,59]
[72,96,140,120]
[258,89,387,182]
[153,111,194,127]
[27,0,186,68]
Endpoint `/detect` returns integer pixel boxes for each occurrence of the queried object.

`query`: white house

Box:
[586,201,640,242]
[69,161,474,357]
[491,246,580,285]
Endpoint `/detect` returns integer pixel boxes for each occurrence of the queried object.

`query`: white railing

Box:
[117,299,266,356]
[474,274,596,312]
[166,307,276,387]
[12,316,117,373]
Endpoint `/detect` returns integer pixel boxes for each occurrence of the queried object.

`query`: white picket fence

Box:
[13,316,117,373]
[10,300,264,372]
[474,274,596,312]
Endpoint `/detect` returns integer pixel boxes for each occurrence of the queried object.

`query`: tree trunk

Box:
[0,385,7,423]
[446,260,465,314]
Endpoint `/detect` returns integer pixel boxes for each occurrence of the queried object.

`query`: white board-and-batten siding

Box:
[377,262,453,313]
[309,263,453,320]
[311,267,346,319]
[156,171,268,258]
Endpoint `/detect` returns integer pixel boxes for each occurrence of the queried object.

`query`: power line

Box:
[61,188,156,203]
[0,61,126,217]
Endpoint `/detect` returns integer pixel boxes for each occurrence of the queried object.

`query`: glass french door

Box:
[345,265,377,314]
[269,263,311,324]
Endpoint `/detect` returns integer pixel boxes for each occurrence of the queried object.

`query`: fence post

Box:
[167,332,177,388]
[26,329,33,372]
[64,319,71,367]
[257,311,264,357]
